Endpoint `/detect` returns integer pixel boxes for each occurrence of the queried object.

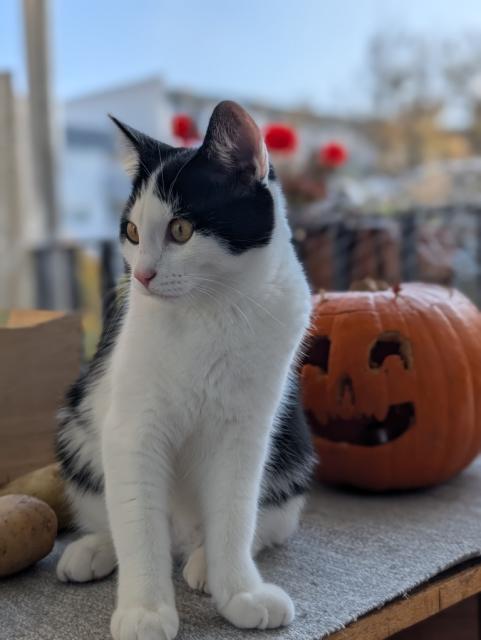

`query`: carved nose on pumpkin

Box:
[338,374,356,407]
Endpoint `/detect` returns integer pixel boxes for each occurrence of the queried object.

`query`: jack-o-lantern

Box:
[302,283,481,491]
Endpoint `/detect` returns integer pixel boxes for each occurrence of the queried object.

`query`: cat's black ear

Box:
[108,115,173,178]
[201,101,268,181]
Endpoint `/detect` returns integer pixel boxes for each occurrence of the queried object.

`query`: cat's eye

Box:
[126,221,139,245]
[169,218,194,244]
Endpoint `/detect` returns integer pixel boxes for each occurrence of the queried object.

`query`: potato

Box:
[0,463,71,530]
[0,495,57,577]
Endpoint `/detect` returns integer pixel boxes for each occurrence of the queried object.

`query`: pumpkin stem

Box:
[349,278,389,292]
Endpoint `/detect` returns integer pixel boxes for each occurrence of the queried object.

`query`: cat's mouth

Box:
[133,280,155,297]
[133,280,185,299]
[307,402,415,447]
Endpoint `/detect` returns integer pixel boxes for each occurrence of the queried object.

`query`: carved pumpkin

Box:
[302,284,481,491]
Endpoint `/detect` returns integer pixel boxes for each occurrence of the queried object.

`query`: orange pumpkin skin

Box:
[302,284,481,491]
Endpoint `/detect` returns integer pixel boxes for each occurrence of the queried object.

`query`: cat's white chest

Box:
[109,301,233,423]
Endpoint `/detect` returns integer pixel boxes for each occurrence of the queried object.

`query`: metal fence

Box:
[32,205,481,316]
[294,205,481,304]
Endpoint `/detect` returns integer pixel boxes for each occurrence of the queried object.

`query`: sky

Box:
[2,0,481,115]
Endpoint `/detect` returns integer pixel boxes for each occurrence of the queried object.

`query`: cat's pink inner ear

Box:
[203,101,268,180]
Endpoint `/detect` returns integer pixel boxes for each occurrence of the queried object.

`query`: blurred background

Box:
[2,0,481,353]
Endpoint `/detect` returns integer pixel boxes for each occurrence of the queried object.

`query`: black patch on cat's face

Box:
[120,145,275,255]
[159,149,274,254]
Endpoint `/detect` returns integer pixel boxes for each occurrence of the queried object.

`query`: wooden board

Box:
[3,309,65,328]
[328,560,481,640]
[0,310,82,484]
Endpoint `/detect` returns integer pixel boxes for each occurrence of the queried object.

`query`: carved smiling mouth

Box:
[307,402,415,447]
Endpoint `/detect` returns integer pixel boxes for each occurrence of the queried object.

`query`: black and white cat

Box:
[56,101,315,640]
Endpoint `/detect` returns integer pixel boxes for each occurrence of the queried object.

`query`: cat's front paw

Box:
[219,583,294,630]
[57,534,116,582]
[111,605,179,640]
[182,546,209,593]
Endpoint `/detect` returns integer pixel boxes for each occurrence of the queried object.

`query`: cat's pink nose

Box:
[134,269,157,288]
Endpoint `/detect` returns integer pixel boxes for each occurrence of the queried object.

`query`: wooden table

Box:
[328,560,481,639]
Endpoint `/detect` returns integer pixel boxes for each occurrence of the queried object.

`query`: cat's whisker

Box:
[167,152,196,207]
[135,152,155,181]
[156,145,167,200]
[186,274,287,329]
[187,279,255,337]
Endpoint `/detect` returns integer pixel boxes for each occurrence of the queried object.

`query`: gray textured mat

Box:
[3,458,481,640]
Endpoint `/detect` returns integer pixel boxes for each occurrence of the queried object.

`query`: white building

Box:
[0,74,379,308]
[60,77,378,241]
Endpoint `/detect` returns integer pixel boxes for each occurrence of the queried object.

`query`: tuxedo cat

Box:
[56,100,314,640]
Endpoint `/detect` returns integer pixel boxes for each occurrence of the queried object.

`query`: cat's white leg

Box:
[103,410,178,640]
[56,486,116,582]
[199,427,294,630]
[253,495,305,555]
[183,496,304,593]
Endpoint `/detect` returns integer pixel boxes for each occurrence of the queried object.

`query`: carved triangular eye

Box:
[369,332,412,370]
[304,336,331,373]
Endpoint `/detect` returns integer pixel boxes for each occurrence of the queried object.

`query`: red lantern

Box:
[319,141,348,168]
[172,114,199,145]
[264,123,298,154]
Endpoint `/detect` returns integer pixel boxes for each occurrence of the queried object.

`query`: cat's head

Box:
[111,101,286,301]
